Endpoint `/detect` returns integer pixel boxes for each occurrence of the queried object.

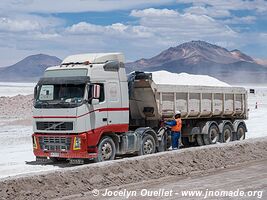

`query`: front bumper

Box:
[32,133,97,159]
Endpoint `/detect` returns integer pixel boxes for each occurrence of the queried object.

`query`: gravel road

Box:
[59,160,266,200]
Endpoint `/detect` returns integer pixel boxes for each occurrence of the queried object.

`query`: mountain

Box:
[230,49,254,62]
[126,41,267,84]
[0,41,266,83]
[0,54,62,82]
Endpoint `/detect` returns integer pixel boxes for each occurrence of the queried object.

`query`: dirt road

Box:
[59,160,266,200]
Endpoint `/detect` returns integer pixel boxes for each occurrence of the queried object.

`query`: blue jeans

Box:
[171,131,181,149]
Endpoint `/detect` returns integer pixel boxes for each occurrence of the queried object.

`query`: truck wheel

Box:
[95,136,116,162]
[138,134,156,156]
[203,124,219,145]
[222,124,233,143]
[196,134,205,146]
[236,124,246,140]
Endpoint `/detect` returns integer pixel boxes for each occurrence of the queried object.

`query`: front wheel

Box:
[95,136,116,162]
[138,134,156,156]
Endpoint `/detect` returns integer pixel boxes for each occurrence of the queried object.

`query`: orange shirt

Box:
[171,118,182,132]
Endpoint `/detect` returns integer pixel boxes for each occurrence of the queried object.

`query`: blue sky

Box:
[0,0,266,66]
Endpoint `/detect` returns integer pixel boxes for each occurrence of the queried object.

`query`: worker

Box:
[165,111,182,150]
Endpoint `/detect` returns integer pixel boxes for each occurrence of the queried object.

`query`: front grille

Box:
[36,121,73,131]
[39,136,71,151]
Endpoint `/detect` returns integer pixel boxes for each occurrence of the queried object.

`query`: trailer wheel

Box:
[236,124,246,140]
[139,134,156,156]
[95,136,116,162]
[203,124,220,145]
[222,124,233,143]
[196,134,205,146]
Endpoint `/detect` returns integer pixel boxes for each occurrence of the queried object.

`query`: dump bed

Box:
[128,71,248,128]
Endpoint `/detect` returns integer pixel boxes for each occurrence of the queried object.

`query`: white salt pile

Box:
[151,70,231,87]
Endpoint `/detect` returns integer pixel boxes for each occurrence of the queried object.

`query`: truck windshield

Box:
[34,83,85,108]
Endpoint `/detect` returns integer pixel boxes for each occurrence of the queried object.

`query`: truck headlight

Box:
[32,136,37,149]
[73,137,81,150]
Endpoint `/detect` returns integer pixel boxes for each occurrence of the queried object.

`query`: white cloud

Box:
[0,17,41,32]
[184,6,231,18]
[223,16,257,24]
[130,8,179,17]
[110,23,128,32]
[0,0,174,13]
[0,14,64,33]
[67,22,103,34]
[179,0,267,13]
[184,6,257,24]
[33,33,60,40]
[66,21,153,39]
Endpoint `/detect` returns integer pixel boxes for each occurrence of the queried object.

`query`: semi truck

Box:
[32,53,248,164]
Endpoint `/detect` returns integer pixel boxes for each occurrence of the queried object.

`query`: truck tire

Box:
[95,136,116,162]
[236,124,246,140]
[196,134,205,146]
[203,124,220,145]
[138,134,156,156]
[222,124,233,143]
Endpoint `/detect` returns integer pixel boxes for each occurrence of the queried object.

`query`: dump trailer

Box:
[32,53,248,164]
[128,71,248,147]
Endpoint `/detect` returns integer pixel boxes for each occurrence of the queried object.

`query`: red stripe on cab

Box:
[33,107,129,119]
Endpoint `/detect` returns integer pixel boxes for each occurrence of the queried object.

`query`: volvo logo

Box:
[45,122,64,130]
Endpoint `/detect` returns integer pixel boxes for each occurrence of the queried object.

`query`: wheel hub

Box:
[101,142,112,160]
[143,139,153,154]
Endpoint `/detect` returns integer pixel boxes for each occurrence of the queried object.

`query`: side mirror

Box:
[92,84,100,99]
[91,99,99,105]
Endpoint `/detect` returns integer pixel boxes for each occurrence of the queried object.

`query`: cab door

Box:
[84,83,107,130]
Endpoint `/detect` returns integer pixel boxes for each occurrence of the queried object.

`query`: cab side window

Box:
[89,83,105,102]
[99,84,105,102]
